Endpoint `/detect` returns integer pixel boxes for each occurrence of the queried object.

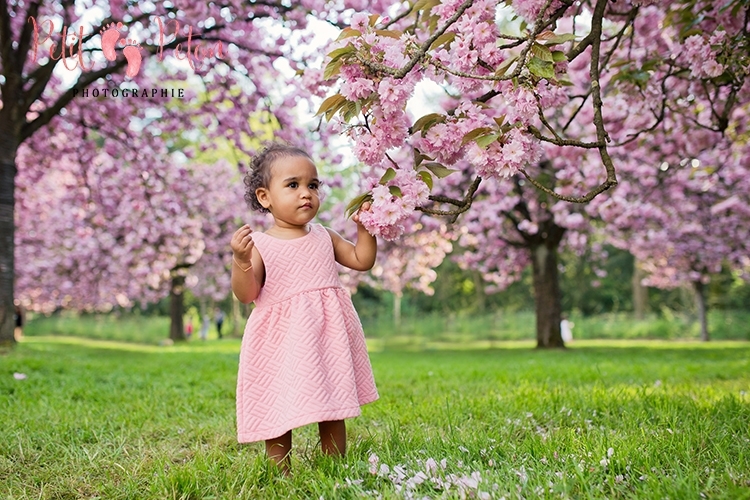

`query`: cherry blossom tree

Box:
[315,0,749,347]
[593,114,750,341]
[13,99,250,341]
[0,0,394,344]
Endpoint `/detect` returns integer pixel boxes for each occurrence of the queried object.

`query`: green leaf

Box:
[411,112,446,135]
[315,94,346,117]
[326,99,348,121]
[375,29,402,39]
[413,149,427,168]
[379,167,397,185]
[428,14,439,33]
[461,127,494,145]
[551,50,567,62]
[323,45,356,79]
[345,193,373,218]
[531,43,554,62]
[341,100,361,122]
[527,56,555,79]
[413,0,441,15]
[495,55,517,77]
[538,33,577,46]
[327,45,356,61]
[337,28,361,41]
[475,132,500,148]
[424,162,457,179]
[323,58,344,80]
[389,185,403,197]
[430,32,455,50]
[417,170,434,190]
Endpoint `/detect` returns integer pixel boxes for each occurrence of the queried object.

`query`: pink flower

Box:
[508,86,538,125]
[377,77,413,116]
[353,134,385,165]
[702,60,724,78]
[371,185,392,206]
[350,12,370,32]
[381,39,409,68]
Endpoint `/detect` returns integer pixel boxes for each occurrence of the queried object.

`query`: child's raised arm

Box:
[231,225,265,303]
[326,203,377,272]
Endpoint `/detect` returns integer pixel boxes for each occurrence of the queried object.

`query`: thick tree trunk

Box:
[0,134,19,346]
[632,259,648,320]
[693,281,709,342]
[531,242,564,348]
[169,274,186,342]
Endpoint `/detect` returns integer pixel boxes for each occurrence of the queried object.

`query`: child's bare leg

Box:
[265,430,292,474]
[318,419,346,457]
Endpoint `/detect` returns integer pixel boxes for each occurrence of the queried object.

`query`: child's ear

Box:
[256,187,271,209]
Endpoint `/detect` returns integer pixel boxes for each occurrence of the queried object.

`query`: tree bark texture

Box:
[632,258,649,320]
[0,133,19,346]
[169,274,187,342]
[693,280,710,342]
[531,241,565,348]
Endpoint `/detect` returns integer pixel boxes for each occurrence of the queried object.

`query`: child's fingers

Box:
[352,201,372,223]
[231,226,254,254]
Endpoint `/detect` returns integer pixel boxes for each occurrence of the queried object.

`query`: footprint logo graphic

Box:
[121,39,142,78]
[99,22,123,61]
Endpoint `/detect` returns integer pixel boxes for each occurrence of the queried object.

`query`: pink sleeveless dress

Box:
[236,223,379,442]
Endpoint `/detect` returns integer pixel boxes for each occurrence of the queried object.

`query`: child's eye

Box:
[309,183,319,190]
[288,182,298,188]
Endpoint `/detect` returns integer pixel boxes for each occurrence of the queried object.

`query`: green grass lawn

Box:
[1,338,749,499]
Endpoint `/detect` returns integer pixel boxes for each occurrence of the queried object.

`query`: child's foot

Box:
[120,39,142,78]
[99,22,123,61]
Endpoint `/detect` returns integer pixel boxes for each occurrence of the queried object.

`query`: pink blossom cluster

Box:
[467,128,543,179]
[512,0,565,22]
[681,34,725,78]
[357,169,430,240]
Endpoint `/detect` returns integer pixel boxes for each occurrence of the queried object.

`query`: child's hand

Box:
[352,201,371,225]
[231,225,255,267]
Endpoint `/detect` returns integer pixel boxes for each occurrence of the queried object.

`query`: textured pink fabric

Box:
[236,223,379,442]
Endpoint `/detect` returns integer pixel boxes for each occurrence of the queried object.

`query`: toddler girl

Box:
[231,143,379,473]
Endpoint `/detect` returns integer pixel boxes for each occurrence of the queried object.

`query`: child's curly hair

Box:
[243,143,313,212]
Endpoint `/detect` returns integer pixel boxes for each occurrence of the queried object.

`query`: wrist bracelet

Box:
[233,255,252,273]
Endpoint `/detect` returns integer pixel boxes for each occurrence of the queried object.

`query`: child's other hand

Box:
[231,225,255,266]
[352,201,371,225]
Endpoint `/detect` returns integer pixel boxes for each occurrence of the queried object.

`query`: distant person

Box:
[13,302,24,341]
[561,315,574,343]
[231,143,378,474]
[185,317,194,339]
[215,308,225,339]
[200,314,210,341]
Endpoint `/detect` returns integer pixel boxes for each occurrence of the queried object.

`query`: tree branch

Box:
[417,176,482,222]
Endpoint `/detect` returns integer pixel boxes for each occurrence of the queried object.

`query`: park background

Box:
[20,250,750,345]
[2,0,750,499]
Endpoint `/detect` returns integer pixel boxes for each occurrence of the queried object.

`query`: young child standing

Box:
[230,143,379,473]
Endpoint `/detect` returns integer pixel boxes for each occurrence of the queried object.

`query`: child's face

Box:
[257,155,320,228]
